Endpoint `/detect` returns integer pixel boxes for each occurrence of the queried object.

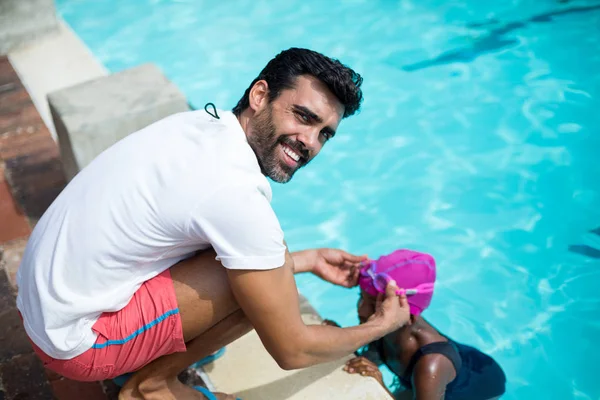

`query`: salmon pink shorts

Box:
[29,269,187,381]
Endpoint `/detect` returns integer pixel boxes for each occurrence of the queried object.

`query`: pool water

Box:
[55,1,600,398]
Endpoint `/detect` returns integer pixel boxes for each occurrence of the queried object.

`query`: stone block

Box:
[48,64,189,181]
[0,0,59,55]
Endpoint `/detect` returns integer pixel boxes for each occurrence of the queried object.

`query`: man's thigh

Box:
[170,249,241,342]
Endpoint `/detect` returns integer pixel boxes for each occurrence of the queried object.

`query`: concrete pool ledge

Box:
[8,19,109,139]
[0,0,59,56]
[199,294,393,400]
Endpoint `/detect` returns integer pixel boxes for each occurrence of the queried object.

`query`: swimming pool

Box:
[55,0,600,398]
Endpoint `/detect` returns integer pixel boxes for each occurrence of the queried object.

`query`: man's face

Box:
[246,75,344,183]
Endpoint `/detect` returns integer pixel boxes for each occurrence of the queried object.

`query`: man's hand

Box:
[292,248,368,287]
[368,280,411,333]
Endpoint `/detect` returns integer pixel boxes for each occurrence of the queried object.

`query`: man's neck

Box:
[236,109,252,139]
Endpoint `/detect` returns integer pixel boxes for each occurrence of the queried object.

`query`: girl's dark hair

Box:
[232,48,363,118]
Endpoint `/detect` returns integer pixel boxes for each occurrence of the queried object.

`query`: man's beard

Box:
[247,105,310,183]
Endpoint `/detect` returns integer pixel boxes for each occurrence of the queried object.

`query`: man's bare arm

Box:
[226,251,409,370]
[290,249,315,273]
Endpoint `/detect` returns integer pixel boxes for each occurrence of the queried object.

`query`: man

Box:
[17,48,409,400]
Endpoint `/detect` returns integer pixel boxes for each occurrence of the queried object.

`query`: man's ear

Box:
[248,80,269,113]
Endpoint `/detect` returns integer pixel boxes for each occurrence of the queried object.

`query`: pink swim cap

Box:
[358,249,436,316]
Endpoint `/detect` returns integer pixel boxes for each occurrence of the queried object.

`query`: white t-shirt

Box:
[16,110,286,360]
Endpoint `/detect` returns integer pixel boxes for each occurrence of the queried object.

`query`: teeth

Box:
[283,145,300,162]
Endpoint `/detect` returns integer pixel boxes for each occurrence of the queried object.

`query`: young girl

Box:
[328,249,506,400]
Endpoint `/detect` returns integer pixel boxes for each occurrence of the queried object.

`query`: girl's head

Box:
[357,249,436,319]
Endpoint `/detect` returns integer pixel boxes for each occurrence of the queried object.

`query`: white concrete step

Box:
[199,295,393,400]
[8,19,108,139]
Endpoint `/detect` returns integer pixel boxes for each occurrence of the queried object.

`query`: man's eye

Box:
[297,112,309,122]
[321,131,332,140]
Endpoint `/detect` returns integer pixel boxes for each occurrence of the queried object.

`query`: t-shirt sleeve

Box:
[187,183,286,270]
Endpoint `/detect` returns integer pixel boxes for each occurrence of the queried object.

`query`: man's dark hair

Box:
[232,48,363,118]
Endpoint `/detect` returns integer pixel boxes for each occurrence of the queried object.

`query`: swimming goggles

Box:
[360,260,434,296]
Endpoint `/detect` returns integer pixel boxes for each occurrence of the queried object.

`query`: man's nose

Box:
[296,128,320,152]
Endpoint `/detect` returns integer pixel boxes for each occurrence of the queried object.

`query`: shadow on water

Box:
[569,227,600,259]
[401,3,600,72]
